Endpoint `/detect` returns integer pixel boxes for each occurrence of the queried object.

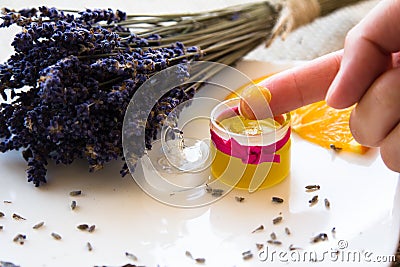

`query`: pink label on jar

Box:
[210,127,291,165]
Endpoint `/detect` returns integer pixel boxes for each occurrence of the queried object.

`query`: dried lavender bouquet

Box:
[0,0,362,186]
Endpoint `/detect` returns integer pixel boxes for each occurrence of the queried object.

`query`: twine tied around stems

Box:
[269,0,321,45]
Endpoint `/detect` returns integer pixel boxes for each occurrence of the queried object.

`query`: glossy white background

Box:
[0,1,399,267]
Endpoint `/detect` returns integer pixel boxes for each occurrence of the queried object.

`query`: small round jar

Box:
[209,98,291,190]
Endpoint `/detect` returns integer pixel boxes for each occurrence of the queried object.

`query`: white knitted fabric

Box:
[246,0,380,61]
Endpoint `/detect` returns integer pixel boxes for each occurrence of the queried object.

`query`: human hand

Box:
[257,0,400,172]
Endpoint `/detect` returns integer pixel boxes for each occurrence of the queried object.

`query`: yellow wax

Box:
[218,116,280,135]
[211,115,290,190]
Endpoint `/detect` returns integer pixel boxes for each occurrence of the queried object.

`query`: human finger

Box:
[380,123,400,172]
[326,0,400,109]
[393,51,400,67]
[258,50,342,115]
[239,85,272,120]
[349,67,400,147]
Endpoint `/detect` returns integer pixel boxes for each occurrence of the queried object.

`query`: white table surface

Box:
[0,2,399,267]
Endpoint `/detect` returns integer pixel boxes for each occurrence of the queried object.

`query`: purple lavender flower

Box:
[0,6,202,186]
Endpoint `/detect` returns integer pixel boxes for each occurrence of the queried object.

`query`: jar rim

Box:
[210,98,290,145]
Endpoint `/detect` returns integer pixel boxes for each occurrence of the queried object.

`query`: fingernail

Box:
[325,84,334,103]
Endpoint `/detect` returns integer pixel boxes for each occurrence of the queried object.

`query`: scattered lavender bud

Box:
[331,227,336,238]
[289,244,302,251]
[88,225,96,232]
[87,242,93,251]
[235,196,245,202]
[125,252,137,261]
[285,227,291,235]
[69,190,82,196]
[324,198,330,209]
[71,200,77,210]
[204,184,213,193]
[311,233,328,243]
[13,233,26,244]
[12,213,26,220]
[330,144,342,152]
[185,250,205,264]
[267,240,282,245]
[32,221,44,229]
[271,197,284,203]
[77,224,89,230]
[309,195,318,206]
[195,258,206,264]
[270,232,276,240]
[242,250,253,260]
[51,232,62,240]
[251,225,264,233]
[185,251,193,259]
[305,185,320,192]
[272,216,282,225]
[211,188,223,197]
[256,243,264,250]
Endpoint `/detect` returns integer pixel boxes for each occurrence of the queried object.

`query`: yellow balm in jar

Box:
[210,98,291,190]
